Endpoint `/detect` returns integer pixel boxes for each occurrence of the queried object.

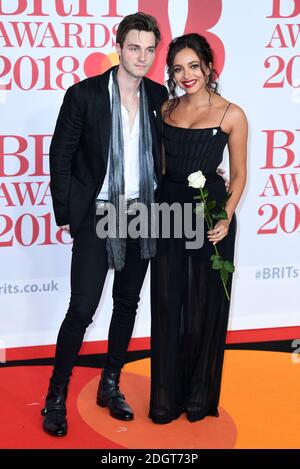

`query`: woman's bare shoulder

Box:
[214,94,243,111]
[219,97,248,129]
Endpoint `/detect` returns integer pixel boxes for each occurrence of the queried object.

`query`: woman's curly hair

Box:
[165,33,220,117]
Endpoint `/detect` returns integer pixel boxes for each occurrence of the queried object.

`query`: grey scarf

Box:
[106,67,156,271]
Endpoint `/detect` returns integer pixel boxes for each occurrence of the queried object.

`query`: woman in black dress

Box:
[150,34,248,424]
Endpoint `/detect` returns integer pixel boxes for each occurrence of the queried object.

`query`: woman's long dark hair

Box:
[166,33,220,116]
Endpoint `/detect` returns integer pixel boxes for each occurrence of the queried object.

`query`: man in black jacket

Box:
[41,12,168,436]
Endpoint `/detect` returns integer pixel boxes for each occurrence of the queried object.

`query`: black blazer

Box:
[49,66,168,238]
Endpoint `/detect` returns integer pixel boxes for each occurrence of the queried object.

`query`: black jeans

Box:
[51,207,149,385]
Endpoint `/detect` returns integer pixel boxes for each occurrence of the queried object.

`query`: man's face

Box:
[116,29,156,78]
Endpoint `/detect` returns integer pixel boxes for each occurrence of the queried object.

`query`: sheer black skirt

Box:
[149,179,237,423]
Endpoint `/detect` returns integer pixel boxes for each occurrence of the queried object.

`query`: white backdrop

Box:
[0,0,299,349]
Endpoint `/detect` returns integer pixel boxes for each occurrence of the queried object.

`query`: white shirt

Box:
[97,72,140,200]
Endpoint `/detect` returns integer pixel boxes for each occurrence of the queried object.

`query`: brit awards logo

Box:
[0,0,225,90]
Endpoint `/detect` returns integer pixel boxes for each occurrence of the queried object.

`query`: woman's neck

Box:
[185,89,213,108]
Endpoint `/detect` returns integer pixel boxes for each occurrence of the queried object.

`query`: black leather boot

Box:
[41,379,68,436]
[96,369,134,421]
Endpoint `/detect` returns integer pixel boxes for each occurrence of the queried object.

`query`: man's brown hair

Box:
[116,12,161,48]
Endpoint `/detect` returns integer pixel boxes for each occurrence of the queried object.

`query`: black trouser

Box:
[51,207,149,385]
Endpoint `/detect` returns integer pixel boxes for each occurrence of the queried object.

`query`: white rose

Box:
[187,170,206,189]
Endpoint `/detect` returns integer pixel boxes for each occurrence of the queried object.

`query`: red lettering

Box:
[0,214,13,246]
[102,0,122,17]
[51,0,72,18]
[259,174,281,196]
[15,213,39,246]
[0,21,13,46]
[36,23,61,48]
[259,173,300,196]
[39,181,51,205]
[13,181,46,206]
[62,23,85,48]
[11,22,43,47]
[28,135,51,176]
[88,23,110,48]
[73,0,93,17]
[265,25,288,48]
[286,24,300,47]
[0,0,93,17]
[0,0,27,15]
[0,135,28,176]
[266,24,300,48]
[261,130,300,169]
[27,0,48,16]
[267,0,300,18]
[0,183,14,206]
[280,173,300,195]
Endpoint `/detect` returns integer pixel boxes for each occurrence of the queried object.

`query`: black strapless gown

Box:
[149,122,237,423]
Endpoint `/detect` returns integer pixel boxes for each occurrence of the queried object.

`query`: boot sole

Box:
[43,424,67,437]
[96,398,134,421]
